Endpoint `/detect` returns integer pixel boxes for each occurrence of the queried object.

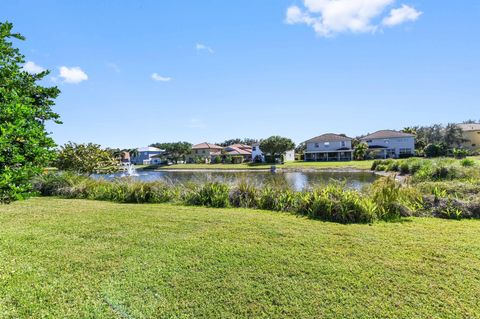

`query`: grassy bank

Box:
[149,160,374,171]
[1,198,479,318]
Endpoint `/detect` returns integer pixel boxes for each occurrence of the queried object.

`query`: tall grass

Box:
[32,172,480,223]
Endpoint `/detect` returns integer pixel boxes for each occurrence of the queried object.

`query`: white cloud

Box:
[59,66,88,84]
[23,61,45,74]
[195,43,214,54]
[383,4,422,26]
[151,73,172,82]
[285,0,421,37]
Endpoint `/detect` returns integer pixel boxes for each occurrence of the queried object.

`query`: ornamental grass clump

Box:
[229,180,258,208]
[183,182,230,208]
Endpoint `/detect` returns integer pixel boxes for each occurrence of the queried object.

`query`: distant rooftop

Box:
[457,123,480,132]
[137,146,163,152]
[305,133,352,143]
[192,142,223,150]
[361,130,414,140]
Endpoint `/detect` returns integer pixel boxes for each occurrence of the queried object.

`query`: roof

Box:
[361,130,414,140]
[457,123,480,132]
[228,143,252,150]
[305,133,352,143]
[224,146,252,155]
[137,146,163,152]
[192,142,223,150]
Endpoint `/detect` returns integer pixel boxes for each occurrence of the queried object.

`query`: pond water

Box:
[93,170,378,191]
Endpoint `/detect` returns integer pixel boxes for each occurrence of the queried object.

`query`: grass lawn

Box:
[152,160,375,171]
[1,198,480,318]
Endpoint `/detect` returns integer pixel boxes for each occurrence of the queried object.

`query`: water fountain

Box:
[120,162,139,177]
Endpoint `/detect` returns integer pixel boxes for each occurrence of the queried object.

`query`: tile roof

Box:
[361,130,414,140]
[137,146,163,152]
[457,123,480,132]
[305,133,352,143]
[192,142,223,150]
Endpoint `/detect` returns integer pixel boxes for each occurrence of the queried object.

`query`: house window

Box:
[202,150,206,154]
[366,140,372,143]
[324,142,330,147]
[315,143,319,148]
[399,148,412,154]
[341,141,346,147]
[384,139,389,144]
[252,146,256,151]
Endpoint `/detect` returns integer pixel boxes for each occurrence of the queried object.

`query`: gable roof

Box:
[361,130,414,140]
[192,142,223,150]
[305,133,352,143]
[458,123,480,132]
[228,143,252,150]
[224,146,252,155]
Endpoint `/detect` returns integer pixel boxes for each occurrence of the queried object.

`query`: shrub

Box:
[460,158,475,167]
[452,148,469,159]
[183,182,230,208]
[229,181,258,208]
[399,162,410,175]
[213,156,222,164]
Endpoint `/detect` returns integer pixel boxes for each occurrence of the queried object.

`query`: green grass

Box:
[155,160,374,171]
[1,198,480,318]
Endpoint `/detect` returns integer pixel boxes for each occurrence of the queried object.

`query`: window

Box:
[341,141,346,147]
[315,143,319,148]
[399,148,412,154]
[324,142,330,147]
[366,140,372,143]
[252,146,256,151]
[202,150,206,154]
[384,139,389,144]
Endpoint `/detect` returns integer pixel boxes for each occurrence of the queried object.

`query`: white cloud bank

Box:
[151,73,172,82]
[59,66,88,83]
[196,43,214,54]
[285,0,422,37]
[23,61,45,74]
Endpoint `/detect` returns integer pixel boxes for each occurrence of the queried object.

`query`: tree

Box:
[353,142,369,160]
[0,22,61,203]
[217,138,258,147]
[55,142,118,175]
[444,123,466,148]
[259,136,295,163]
[150,142,192,163]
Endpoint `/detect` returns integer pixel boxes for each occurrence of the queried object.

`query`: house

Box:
[219,144,253,162]
[130,147,164,165]
[251,143,295,163]
[187,142,223,163]
[457,123,480,151]
[303,133,353,161]
[361,130,415,159]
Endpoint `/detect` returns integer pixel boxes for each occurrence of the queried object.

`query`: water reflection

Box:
[94,170,377,191]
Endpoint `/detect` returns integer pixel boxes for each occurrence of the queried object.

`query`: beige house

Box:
[187,142,223,163]
[458,123,480,151]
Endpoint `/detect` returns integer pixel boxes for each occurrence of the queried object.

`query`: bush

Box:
[213,156,222,164]
[183,182,230,208]
[229,181,258,208]
[460,158,475,167]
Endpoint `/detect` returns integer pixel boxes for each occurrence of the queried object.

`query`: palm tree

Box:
[353,142,369,160]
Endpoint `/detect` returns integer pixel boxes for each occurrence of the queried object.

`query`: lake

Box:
[94,170,378,191]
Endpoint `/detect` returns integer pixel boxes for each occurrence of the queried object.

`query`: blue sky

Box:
[1,1,479,148]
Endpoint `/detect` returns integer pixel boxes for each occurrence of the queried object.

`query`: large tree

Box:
[0,22,61,203]
[55,142,118,175]
[150,142,192,163]
[259,136,295,163]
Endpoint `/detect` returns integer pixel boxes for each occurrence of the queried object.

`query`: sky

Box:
[1,0,479,148]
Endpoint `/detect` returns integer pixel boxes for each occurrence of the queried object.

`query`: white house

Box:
[361,130,415,158]
[130,147,165,165]
[304,133,353,161]
[252,143,295,163]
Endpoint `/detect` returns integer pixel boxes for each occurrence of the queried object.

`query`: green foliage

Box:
[229,180,258,208]
[184,182,230,208]
[55,142,119,175]
[0,22,61,203]
[353,142,369,160]
[259,136,295,163]
[460,158,475,167]
[149,141,192,163]
[424,143,446,158]
[452,148,469,159]
[213,156,222,164]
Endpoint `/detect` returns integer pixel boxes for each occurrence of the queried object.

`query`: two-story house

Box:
[457,123,480,151]
[187,142,223,163]
[130,147,164,164]
[304,133,353,161]
[361,130,415,158]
